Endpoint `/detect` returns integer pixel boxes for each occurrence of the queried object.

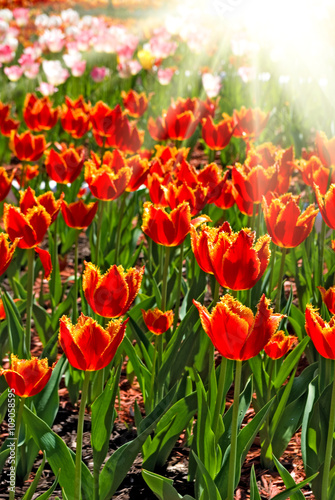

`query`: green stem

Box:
[213,279,220,305]
[25,248,35,358]
[208,148,215,164]
[161,246,171,311]
[9,396,26,500]
[227,360,242,500]
[74,371,91,500]
[321,361,335,500]
[275,247,287,313]
[73,231,79,323]
[268,243,275,295]
[51,215,58,305]
[173,242,184,331]
[250,203,257,231]
[149,340,158,412]
[95,201,104,267]
[148,238,153,275]
[212,356,227,437]
[115,193,127,265]
[319,217,327,287]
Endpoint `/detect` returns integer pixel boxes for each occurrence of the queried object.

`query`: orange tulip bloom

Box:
[85,150,131,201]
[23,93,59,132]
[315,183,335,230]
[82,262,144,318]
[165,106,198,141]
[4,203,51,249]
[0,233,19,276]
[315,131,335,167]
[232,162,277,204]
[305,305,335,359]
[148,116,169,141]
[11,131,47,162]
[61,200,98,229]
[264,331,297,359]
[194,294,282,360]
[0,354,55,398]
[0,102,19,136]
[233,106,269,140]
[166,182,208,216]
[202,115,235,150]
[126,155,150,192]
[61,96,91,139]
[191,221,270,290]
[298,156,335,195]
[59,313,127,371]
[318,286,335,315]
[0,167,15,202]
[141,201,191,246]
[141,308,174,334]
[45,148,84,184]
[90,101,124,138]
[15,164,39,187]
[20,187,63,224]
[35,247,52,280]
[212,169,235,209]
[263,193,318,248]
[122,89,150,118]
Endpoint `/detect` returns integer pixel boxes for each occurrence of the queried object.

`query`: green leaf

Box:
[274,336,310,390]
[289,304,306,341]
[33,355,66,426]
[191,452,221,500]
[0,388,9,423]
[250,465,261,500]
[22,453,46,500]
[91,363,122,471]
[33,469,60,500]
[23,406,93,500]
[121,335,151,396]
[1,290,24,356]
[272,455,305,500]
[142,392,197,470]
[142,470,183,500]
[32,304,53,346]
[0,448,10,472]
[270,473,318,500]
[99,385,178,500]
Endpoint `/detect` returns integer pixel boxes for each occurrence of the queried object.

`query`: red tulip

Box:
[305,305,335,359]
[45,147,84,184]
[0,233,19,276]
[194,294,282,360]
[141,201,191,246]
[202,115,235,150]
[23,93,59,132]
[61,199,98,229]
[141,308,174,334]
[264,331,297,359]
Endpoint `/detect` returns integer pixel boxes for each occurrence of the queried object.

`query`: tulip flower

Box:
[298,156,335,195]
[202,115,235,150]
[166,182,208,216]
[82,261,144,318]
[59,313,127,371]
[315,131,335,168]
[61,96,91,139]
[0,166,15,202]
[85,150,131,201]
[141,201,191,247]
[10,131,47,162]
[315,183,335,230]
[45,147,84,184]
[23,93,59,131]
[148,116,169,141]
[121,89,150,118]
[126,155,150,192]
[232,162,278,205]
[318,286,335,315]
[61,200,98,230]
[264,331,297,359]
[0,233,19,276]
[141,308,174,335]
[20,186,63,225]
[0,354,55,398]
[305,305,335,359]
[191,221,270,290]
[233,106,269,140]
[194,293,282,360]
[262,193,318,248]
[4,203,51,249]
[0,102,19,136]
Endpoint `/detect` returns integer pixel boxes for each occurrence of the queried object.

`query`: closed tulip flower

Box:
[61,199,98,230]
[0,166,15,202]
[23,93,59,132]
[122,89,150,118]
[4,203,51,249]
[11,131,47,162]
[315,131,335,168]
[82,261,144,318]
[194,294,283,360]
[59,313,127,371]
[202,115,235,150]
[315,183,335,230]
[0,354,55,397]
[141,308,174,335]
[233,106,269,140]
[141,201,191,247]
[305,305,335,359]
[263,193,318,248]
[191,221,270,290]
[45,147,84,184]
